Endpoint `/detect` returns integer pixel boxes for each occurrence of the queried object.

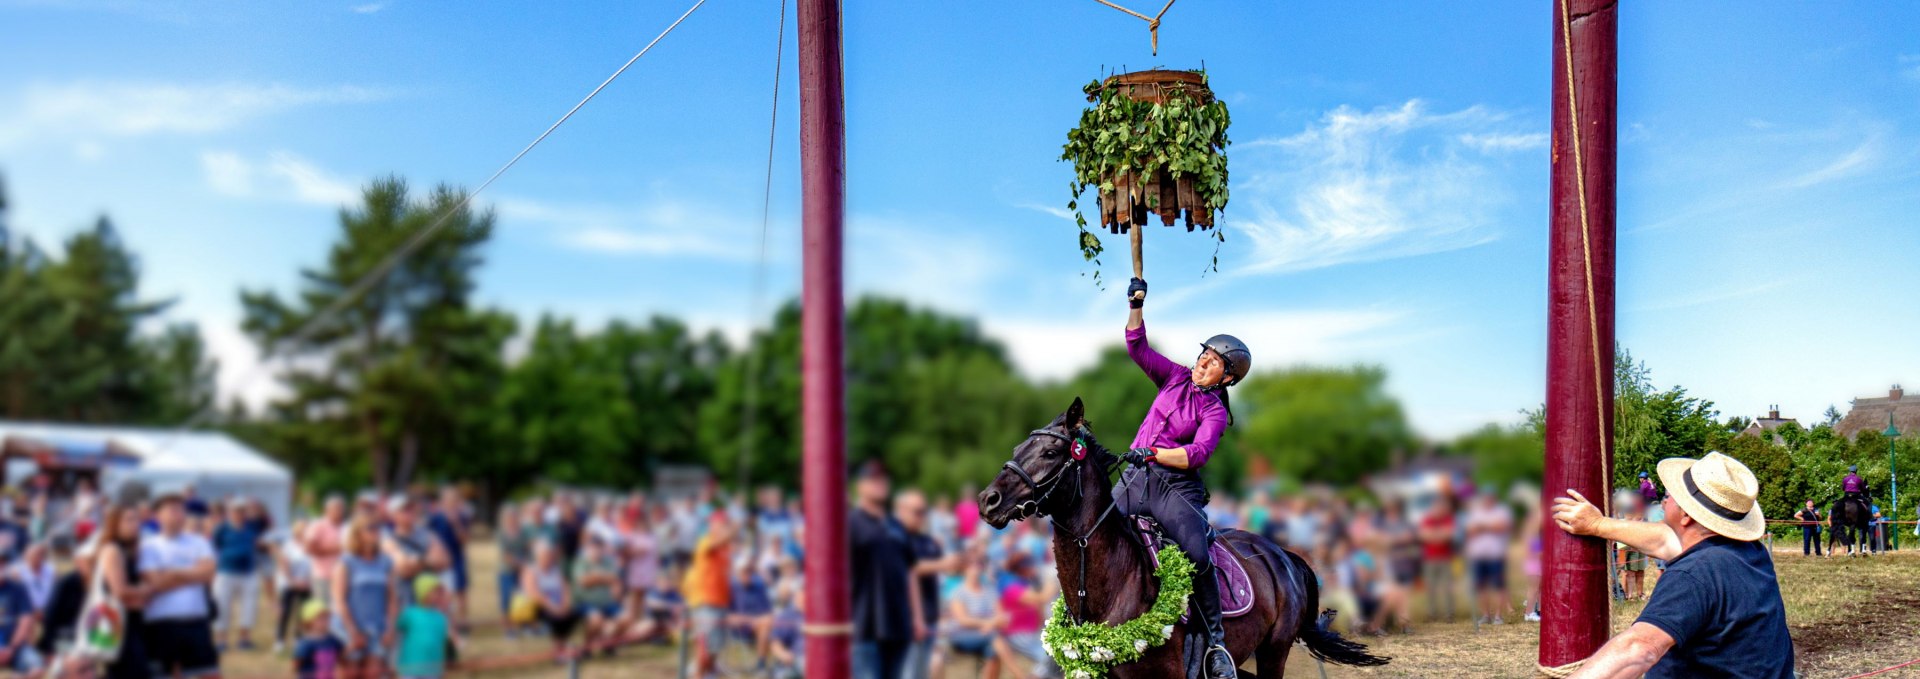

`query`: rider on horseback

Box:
[1843,465,1866,503]
[1115,276,1247,679]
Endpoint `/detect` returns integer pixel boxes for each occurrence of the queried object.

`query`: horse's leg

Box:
[1255,642,1290,679]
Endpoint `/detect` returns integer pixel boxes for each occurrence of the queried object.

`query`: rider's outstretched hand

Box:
[1127,277,1148,308]
[1123,447,1157,466]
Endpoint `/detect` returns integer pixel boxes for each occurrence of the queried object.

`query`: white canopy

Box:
[0,421,294,526]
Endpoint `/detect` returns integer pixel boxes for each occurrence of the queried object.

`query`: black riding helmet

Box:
[1200,334,1251,386]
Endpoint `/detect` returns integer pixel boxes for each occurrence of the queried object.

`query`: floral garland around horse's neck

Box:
[1041,545,1195,679]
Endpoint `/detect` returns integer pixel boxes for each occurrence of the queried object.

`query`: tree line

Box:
[3,173,1910,522]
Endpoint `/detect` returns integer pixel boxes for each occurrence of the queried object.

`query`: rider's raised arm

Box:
[1125,323,1181,387]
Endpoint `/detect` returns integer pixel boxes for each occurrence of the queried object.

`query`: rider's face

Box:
[1193,349,1227,388]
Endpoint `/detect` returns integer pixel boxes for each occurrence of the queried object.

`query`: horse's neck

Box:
[1052,459,1153,625]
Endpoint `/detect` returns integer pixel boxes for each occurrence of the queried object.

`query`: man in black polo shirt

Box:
[850,460,917,679]
[1552,451,1793,679]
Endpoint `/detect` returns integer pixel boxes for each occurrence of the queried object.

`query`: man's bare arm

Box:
[1552,490,1682,561]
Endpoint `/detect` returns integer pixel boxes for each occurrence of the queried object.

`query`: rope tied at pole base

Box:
[801,621,854,636]
[1536,660,1585,678]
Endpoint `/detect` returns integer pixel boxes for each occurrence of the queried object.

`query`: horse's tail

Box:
[1282,548,1390,667]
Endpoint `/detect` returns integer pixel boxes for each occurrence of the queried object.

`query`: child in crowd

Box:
[292,600,345,679]
[395,575,456,679]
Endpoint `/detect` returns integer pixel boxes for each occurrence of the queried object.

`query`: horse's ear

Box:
[1067,397,1087,430]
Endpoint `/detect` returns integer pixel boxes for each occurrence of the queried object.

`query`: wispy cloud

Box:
[848,215,1007,315]
[1902,54,1920,82]
[1017,203,1077,223]
[0,82,390,148]
[199,150,362,206]
[1632,277,1800,312]
[350,3,384,13]
[1777,133,1882,189]
[985,307,1407,382]
[1457,132,1547,153]
[498,197,763,262]
[1230,100,1528,274]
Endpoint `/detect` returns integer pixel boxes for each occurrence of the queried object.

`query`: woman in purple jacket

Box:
[1115,275,1250,679]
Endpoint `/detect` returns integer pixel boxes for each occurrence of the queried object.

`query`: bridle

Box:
[998,428,1084,521]
[999,425,1122,622]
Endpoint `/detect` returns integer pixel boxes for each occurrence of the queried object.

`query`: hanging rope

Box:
[1091,0,1179,54]
[737,0,788,491]
[1538,0,1615,675]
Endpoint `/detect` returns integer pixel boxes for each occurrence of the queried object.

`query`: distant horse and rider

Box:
[1827,464,1877,557]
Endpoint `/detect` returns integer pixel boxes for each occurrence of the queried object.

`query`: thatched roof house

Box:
[1835,385,1920,440]
[1739,405,1799,444]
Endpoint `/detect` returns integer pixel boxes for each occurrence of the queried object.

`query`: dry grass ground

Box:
[216,543,1920,678]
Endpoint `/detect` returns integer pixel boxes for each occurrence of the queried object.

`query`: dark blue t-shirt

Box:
[849,508,915,642]
[213,523,262,573]
[1636,536,1793,679]
[0,580,32,645]
[426,511,467,574]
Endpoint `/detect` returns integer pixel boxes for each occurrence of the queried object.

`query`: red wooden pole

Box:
[797,0,850,675]
[1542,0,1617,670]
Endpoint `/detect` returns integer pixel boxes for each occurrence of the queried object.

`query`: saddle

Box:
[1131,516,1255,619]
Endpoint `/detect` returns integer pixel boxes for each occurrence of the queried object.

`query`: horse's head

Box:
[979,396,1100,529]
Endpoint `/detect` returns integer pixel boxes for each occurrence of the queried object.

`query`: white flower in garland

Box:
[1063,646,1080,660]
[1072,671,1092,679]
[1161,625,1174,641]
[1134,639,1149,653]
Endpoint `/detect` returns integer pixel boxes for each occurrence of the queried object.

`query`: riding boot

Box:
[1192,565,1234,679]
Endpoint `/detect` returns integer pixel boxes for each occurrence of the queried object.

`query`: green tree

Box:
[242,178,511,492]
[0,214,208,424]
[1612,347,1719,489]
[1233,364,1413,485]
[1453,421,1545,492]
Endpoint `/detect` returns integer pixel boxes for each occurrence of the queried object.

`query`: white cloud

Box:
[199,150,361,206]
[847,215,1006,314]
[498,197,762,262]
[0,82,390,148]
[350,3,383,13]
[1902,54,1920,82]
[1777,134,1882,189]
[1457,132,1547,153]
[985,307,1406,382]
[1230,100,1524,274]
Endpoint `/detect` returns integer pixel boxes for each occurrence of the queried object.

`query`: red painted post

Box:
[797,0,850,676]
[1542,0,1617,671]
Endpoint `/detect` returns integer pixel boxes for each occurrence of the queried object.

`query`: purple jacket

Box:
[1844,474,1863,493]
[1127,324,1229,471]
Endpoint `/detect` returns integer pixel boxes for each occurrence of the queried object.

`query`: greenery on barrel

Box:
[1061,71,1232,281]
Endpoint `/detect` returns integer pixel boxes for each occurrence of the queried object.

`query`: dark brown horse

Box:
[978,398,1387,678]
[1828,495,1874,556]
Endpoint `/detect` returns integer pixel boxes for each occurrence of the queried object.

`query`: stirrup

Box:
[1204,644,1235,679]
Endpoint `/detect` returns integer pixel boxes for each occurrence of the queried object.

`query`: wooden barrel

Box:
[1089,70,1218,234]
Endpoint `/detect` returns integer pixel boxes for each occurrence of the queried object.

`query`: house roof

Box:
[1835,392,1920,440]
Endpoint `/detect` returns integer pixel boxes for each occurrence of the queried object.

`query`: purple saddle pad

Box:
[1136,518,1255,618]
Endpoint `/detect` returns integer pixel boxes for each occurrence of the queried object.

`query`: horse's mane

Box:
[1071,423,1119,479]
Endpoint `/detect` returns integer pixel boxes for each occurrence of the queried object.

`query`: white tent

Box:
[0,421,294,526]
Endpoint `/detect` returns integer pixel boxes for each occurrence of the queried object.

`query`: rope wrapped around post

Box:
[1536,660,1585,678]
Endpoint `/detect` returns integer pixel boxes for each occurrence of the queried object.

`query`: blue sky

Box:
[3,1,1917,438]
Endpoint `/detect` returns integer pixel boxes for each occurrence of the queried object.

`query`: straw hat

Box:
[1655,451,1765,542]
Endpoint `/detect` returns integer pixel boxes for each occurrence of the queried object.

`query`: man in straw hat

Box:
[1551,451,1792,678]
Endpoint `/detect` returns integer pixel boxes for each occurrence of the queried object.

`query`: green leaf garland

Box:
[1041,545,1195,679]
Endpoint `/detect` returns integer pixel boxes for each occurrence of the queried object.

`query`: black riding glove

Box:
[1127,277,1148,309]
[1122,447,1157,466]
